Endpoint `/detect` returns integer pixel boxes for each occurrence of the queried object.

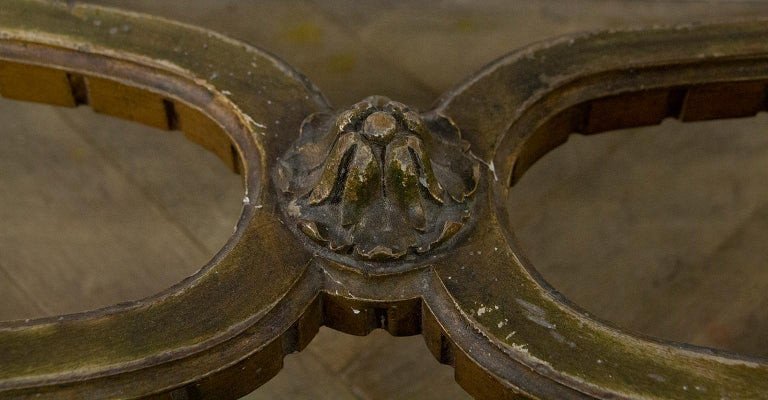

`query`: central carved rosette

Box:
[276,96,479,261]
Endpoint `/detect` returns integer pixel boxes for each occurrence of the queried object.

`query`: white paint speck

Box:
[352,309,361,314]
[550,331,576,348]
[286,199,301,217]
[516,298,545,317]
[516,299,556,330]
[528,315,556,330]
[243,115,268,137]
[488,160,498,181]
[509,342,528,353]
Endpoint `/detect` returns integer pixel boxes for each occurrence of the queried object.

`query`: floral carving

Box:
[276,96,480,261]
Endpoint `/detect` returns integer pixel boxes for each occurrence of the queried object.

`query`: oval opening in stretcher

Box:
[507,110,768,358]
[0,62,243,321]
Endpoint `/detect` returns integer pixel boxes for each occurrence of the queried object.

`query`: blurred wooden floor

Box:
[4,1,768,399]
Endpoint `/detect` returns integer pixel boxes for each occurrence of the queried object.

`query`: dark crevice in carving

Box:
[328,145,356,205]
[375,307,388,329]
[439,333,455,365]
[666,86,687,119]
[230,144,241,175]
[163,98,179,130]
[281,321,300,355]
[66,73,88,105]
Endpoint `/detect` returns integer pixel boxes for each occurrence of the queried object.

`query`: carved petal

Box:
[365,95,391,109]
[385,100,409,114]
[402,110,425,133]
[400,135,444,204]
[335,109,359,132]
[385,139,426,231]
[417,220,463,254]
[423,112,463,143]
[293,112,338,171]
[355,244,407,261]
[340,140,380,227]
[308,132,359,204]
[352,198,414,260]
[275,158,293,193]
[432,159,480,203]
[298,220,326,243]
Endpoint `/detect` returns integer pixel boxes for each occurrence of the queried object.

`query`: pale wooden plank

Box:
[315,0,768,96]
[339,330,471,400]
[508,115,768,357]
[0,99,237,319]
[242,340,361,400]
[87,0,439,109]
[53,107,243,256]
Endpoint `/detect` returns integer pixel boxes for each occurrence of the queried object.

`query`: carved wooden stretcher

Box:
[1,1,767,399]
